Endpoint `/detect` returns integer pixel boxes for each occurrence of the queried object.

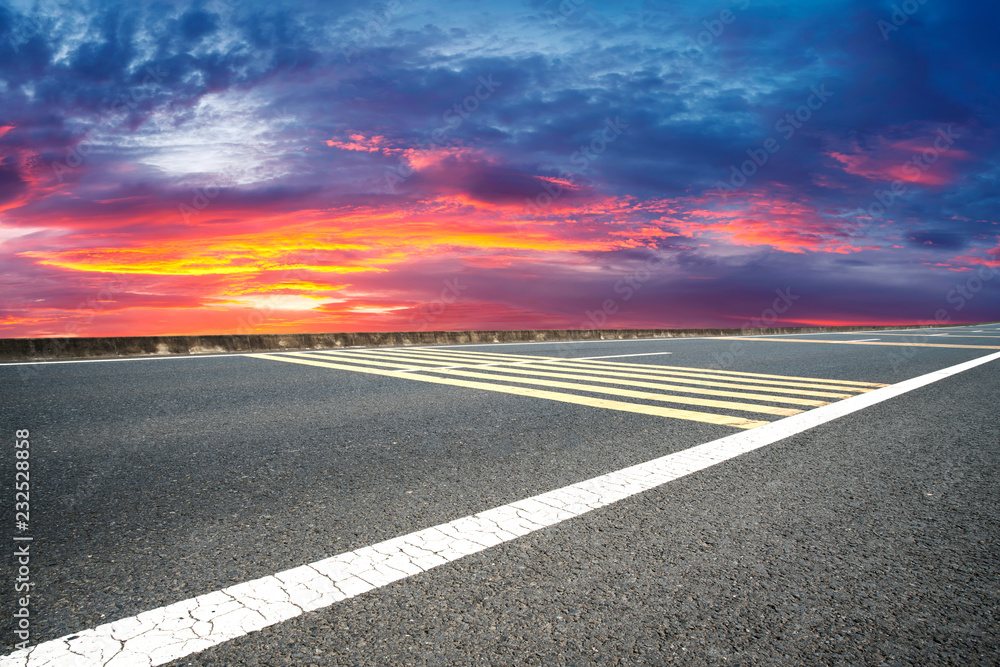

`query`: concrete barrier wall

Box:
[0,323,979,362]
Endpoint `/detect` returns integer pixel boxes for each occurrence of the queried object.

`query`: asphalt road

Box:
[2,324,999,665]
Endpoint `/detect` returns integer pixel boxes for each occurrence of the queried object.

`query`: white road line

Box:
[0,353,256,366]
[332,351,674,373]
[390,358,548,373]
[4,351,998,666]
[0,341,681,368]
[845,338,880,342]
[441,337,693,348]
[571,352,674,360]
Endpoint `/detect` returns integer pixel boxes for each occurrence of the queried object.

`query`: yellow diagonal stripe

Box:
[509,359,872,393]
[556,358,889,387]
[423,362,830,407]
[355,348,544,365]
[290,353,801,416]
[251,353,769,429]
[312,350,466,368]
[343,349,856,398]
[380,347,888,388]
[648,365,887,387]
[380,348,554,362]
[302,351,827,407]
[342,349,541,368]
[469,360,856,399]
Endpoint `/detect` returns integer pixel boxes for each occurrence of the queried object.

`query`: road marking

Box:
[306,349,867,399]
[396,348,889,387]
[434,326,963,347]
[390,361,541,372]
[869,333,1000,339]
[439,337,699,348]
[308,350,498,370]
[846,338,880,342]
[347,349,553,367]
[7,350,998,667]
[4,325,992,367]
[443,360,856,399]
[377,348,555,362]
[721,337,1000,350]
[541,360,873,393]
[298,349,637,375]
[289,353,801,416]
[371,348,882,392]
[254,353,770,429]
[352,355,832,407]
[574,352,674,360]
[0,352,257,366]
[561,358,888,386]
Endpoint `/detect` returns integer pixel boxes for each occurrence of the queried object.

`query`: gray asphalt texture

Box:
[2,325,999,665]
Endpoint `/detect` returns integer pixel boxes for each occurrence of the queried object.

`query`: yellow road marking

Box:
[536,359,872,393]
[353,348,863,395]
[389,347,889,387]
[721,337,1000,350]
[250,353,769,429]
[315,350,472,367]
[338,349,553,368]
[358,348,551,364]
[300,350,522,370]
[303,351,828,407]
[341,349,857,398]
[556,359,889,387]
[397,348,544,360]
[508,362,855,398]
[291,353,802,416]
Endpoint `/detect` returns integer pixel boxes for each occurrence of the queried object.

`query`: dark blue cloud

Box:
[0,158,26,204]
[906,231,969,250]
[178,8,220,42]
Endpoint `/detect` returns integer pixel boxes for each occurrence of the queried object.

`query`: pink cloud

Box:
[825,126,971,187]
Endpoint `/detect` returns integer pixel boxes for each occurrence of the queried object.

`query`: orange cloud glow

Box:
[663,192,875,254]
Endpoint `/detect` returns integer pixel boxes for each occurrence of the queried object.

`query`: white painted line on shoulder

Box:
[846,338,880,342]
[374,351,673,372]
[390,358,549,373]
[0,352,254,366]
[571,352,673,360]
[4,351,1000,667]
[442,337,688,348]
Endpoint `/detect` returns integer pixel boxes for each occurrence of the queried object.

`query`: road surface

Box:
[2,324,999,665]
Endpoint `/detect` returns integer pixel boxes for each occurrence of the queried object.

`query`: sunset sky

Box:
[0,0,998,337]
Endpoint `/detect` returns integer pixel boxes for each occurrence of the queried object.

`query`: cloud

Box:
[0,0,998,337]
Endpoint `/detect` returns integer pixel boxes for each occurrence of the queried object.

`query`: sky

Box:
[0,0,998,338]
